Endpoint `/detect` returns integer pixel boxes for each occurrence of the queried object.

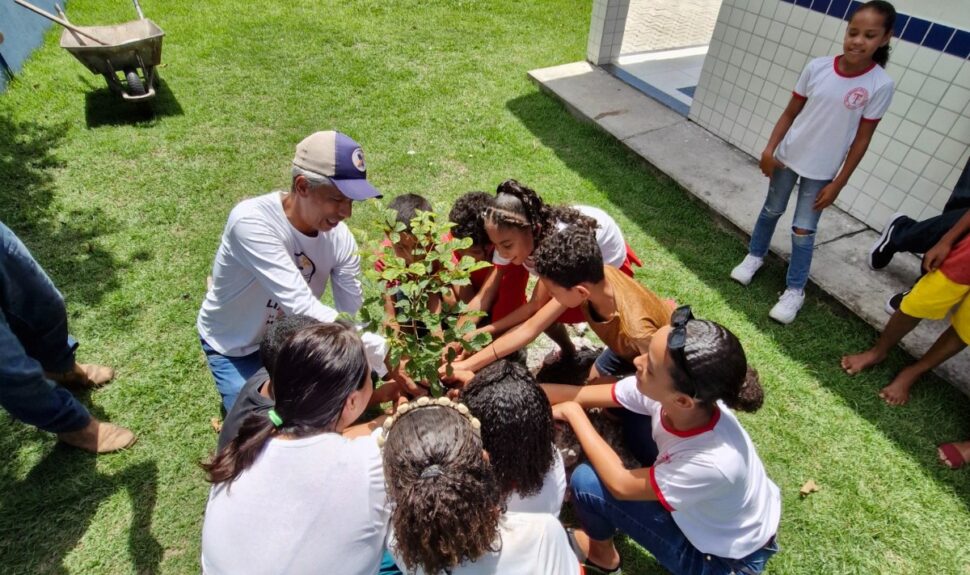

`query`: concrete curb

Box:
[528,60,969,396]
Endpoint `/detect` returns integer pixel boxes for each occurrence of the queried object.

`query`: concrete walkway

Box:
[528,61,970,396]
[621,0,720,54]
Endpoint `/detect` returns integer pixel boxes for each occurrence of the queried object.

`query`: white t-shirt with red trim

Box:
[611,377,781,559]
[492,205,627,274]
[775,55,894,181]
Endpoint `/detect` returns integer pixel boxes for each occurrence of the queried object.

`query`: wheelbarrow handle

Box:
[132,0,145,19]
[13,0,108,45]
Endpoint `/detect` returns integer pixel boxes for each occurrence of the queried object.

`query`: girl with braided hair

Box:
[381,398,581,575]
[543,308,781,575]
[446,180,641,379]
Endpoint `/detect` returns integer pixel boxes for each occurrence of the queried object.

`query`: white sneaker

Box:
[769,288,805,324]
[730,255,764,286]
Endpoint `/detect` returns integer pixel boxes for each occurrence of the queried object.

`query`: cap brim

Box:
[332,178,382,201]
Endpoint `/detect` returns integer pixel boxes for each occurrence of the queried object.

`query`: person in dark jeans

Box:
[0,221,135,453]
[870,156,970,311]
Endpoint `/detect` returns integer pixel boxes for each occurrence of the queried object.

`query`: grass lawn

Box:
[2,0,970,573]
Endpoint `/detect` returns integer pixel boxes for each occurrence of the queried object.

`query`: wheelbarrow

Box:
[14,0,164,101]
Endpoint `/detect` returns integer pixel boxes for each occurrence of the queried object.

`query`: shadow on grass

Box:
[0,398,162,575]
[0,110,144,313]
[505,91,970,509]
[84,76,183,128]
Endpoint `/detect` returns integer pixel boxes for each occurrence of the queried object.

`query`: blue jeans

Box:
[571,463,778,575]
[200,338,262,412]
[0,222,90,433]
[594,347,636,378]
[748,166,830,290]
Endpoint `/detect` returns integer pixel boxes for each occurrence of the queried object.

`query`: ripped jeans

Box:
[748,166,829,290]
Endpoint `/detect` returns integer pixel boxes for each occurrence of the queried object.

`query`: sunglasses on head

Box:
[668,305,697,396]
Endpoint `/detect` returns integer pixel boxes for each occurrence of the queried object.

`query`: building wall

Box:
[689,0,970,228]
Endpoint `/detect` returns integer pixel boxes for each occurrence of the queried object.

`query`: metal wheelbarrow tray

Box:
[60,19,164,101]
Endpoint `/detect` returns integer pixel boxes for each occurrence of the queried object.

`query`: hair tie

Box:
[420,464,444,479]
[267,408,283,428]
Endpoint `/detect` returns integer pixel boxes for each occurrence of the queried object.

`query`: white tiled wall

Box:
[588,0,631,65]
[689,0,970,228]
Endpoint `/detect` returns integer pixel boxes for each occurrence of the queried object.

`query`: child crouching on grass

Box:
[448,191,529,325]
[543,308,780,575]
[459,360,566,516]
[381,398,581,574]
[449,225,669,385]
[842,210,970,467]
[468,179,641,363]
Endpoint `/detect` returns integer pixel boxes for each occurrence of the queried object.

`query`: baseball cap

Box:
[292,131,382,200]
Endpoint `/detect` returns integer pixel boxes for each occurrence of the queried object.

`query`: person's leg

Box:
[840,310,922,374]
[544,322,577,358]
[619,411,659,466]
[0,312,91,433]
[785,176,828,291]
[886,209,969,255]
[943,156,970,212]
[748,167,798,258]
[570,463,733,574]
[587,348,634,385]
[201,338,263,411]
[880,326,967,405]
[881,290,970,405]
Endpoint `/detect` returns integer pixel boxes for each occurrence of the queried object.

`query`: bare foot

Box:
[569,528,620,571]
[840,349,885,374]
[879,366,921,405]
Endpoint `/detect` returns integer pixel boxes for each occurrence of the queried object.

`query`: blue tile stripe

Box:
[779,0,970,58]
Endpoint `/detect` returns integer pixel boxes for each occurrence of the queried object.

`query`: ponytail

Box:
[669,320,765,413]
[382,405,502,574]
[202,412,277,485]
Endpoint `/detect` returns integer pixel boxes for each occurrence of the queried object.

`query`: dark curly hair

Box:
[532,225,605,289]
[382,405,502,574]
[484,179,595,245]
[449,191,492,248]
[669,319,764,413]
[258,314,320,379]
[202,321,369,486]
[460,360,556,500]
[388,193,433,233]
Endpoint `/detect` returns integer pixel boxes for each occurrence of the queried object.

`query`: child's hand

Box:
[923,241,953,273]
[812,182,842,211]
[759,151,783,177]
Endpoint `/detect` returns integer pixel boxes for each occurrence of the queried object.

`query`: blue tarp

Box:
[0,0,62,92]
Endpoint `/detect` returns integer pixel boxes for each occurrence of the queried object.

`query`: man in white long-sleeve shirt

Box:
[198,131,387,410]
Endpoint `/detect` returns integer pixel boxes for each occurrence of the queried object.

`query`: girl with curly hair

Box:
[447,180,642,379]
[200,322,392,575]
[545,308,781,575]
[459,360,566,515]
[382,399,581,575]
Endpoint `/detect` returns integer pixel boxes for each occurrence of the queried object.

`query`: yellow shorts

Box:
[900,270,970,344]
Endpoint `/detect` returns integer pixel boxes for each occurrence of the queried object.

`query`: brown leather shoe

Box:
[58,418,136,453]
[46,363,115,388]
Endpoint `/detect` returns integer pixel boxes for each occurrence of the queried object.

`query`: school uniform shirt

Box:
[492,205,627,274]
[580,266,672,361]
[775,55,894,181]
[201,429,389,575]
[505,448,567,516]
[940,234,970,285]
[197,191,386,374]
[388,512,581,575]
[612,376,781,559]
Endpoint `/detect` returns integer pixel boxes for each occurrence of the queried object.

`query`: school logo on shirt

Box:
[295,252,316,283]
[844,87,869,110]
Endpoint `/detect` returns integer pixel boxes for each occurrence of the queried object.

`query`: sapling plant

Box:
[358,207,492,397]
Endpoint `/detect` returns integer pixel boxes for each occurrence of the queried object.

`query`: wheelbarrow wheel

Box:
[124,68,146,96]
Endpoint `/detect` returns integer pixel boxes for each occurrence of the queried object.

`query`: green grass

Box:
[1,0,969,573]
